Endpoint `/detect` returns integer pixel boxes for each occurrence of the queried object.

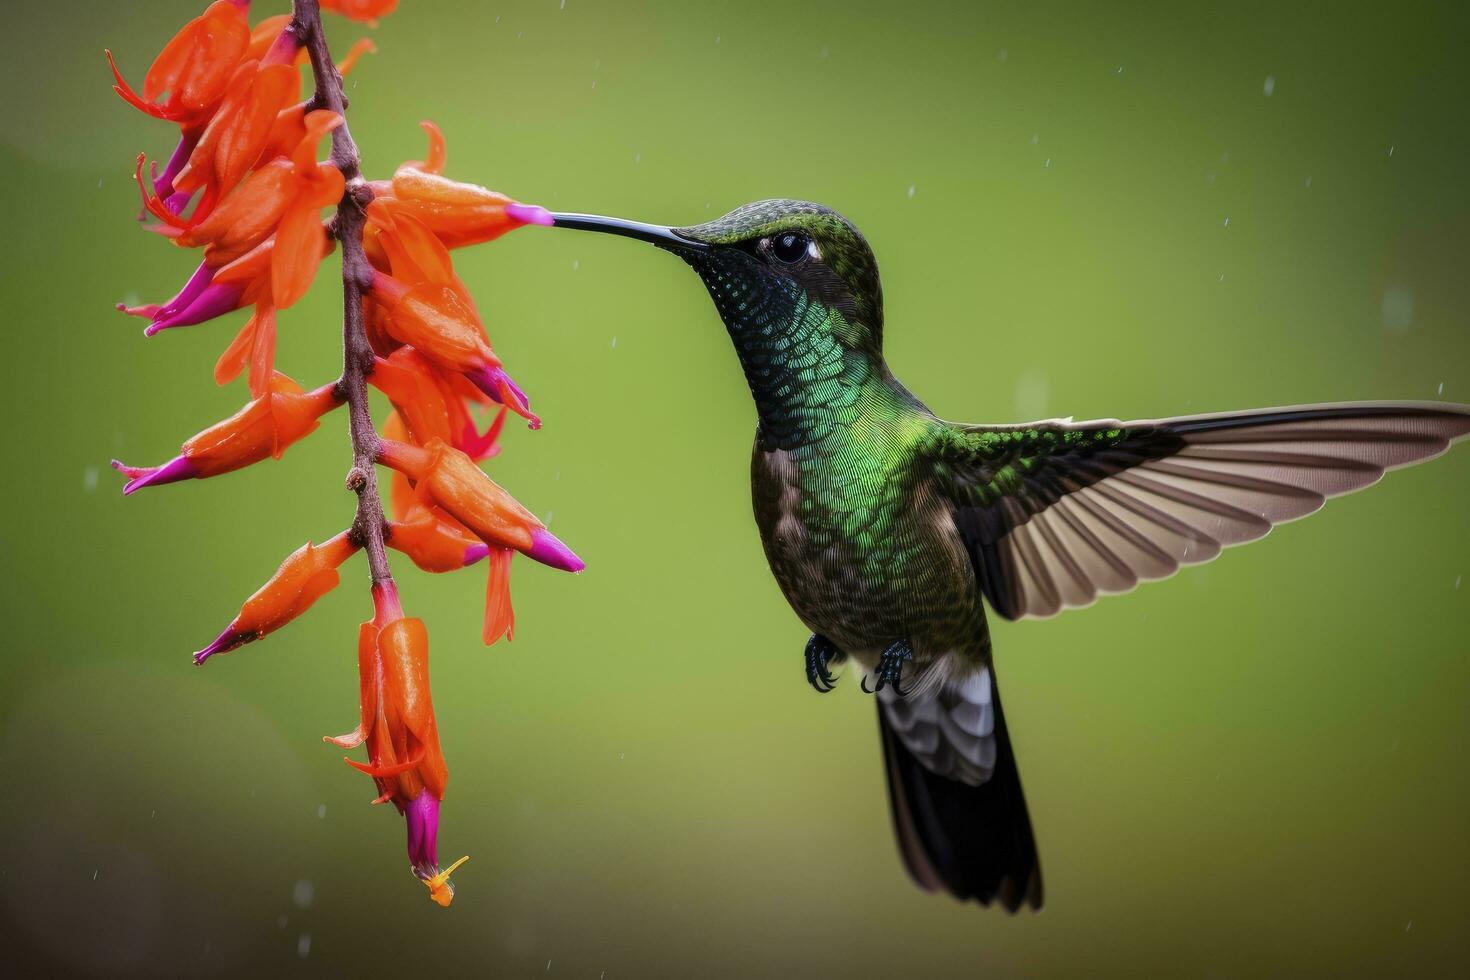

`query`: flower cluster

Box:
[107,0,574,906]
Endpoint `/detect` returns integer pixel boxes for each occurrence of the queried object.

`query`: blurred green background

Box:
[2,0,1468,975]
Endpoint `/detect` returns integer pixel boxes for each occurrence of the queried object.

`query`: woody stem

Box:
[291,0,393,585]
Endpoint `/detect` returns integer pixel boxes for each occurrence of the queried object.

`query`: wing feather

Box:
[931,401,1470,620]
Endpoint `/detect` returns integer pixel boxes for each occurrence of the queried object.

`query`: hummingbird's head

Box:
[549,200,885,357]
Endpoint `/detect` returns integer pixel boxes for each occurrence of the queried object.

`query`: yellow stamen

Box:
[420,855,469,908]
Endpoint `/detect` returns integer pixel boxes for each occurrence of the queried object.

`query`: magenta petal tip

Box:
[462,542,490,566]
[405,790,441,877]
[114,454,198,495]
[525,528,585,573]
[507,203,554,227]
[193,626,244,666]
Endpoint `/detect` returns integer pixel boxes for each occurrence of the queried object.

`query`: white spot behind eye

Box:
[807,240,823,261]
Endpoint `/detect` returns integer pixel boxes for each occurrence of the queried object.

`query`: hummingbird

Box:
[544,199,1470,912]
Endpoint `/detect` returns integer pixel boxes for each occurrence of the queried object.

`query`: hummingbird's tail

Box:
[877,666,1042,911]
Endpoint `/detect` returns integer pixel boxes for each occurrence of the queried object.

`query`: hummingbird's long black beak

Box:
[547,213,709,253]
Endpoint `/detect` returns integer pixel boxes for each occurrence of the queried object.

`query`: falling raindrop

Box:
[1305,176,1313,188]
[1263,75,1275,97]
[317,803,327,819]
[572,260,580,271]
[83,466,98,492]
[1223,217,1230,227]
[1388,145,1395,157]
[610,336,618,348]
[906,185,915,198]
[292,879,314,909]
[997,48,1008,63]
[1044,158,1051,168]
[1381,285,1414,331]
[297,934,312,958]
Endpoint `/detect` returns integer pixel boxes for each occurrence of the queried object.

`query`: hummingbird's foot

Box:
[804,633,844,693]
[861,640,914,697]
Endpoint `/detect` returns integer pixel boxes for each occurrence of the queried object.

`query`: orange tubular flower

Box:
[193,531,360,663]
[363,196,537,428]
[140,110,343,270]
[327,582,467,905]
[380,413,493,574]
[111,372,342,493]
[322,0,401,26]
[107,0,251,130]
[169,40,305,222]
[374,122,552,249]
[370,345,507,460]
[379,437,561,556]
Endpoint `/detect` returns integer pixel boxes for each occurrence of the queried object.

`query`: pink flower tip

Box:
[112,455,199,495]
[525,528,585,573]
[194,625,247,665]
[462,542,490,566]
[506,203,553,227]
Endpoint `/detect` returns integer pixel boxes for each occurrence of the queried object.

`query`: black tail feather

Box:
[878,672,1043,911]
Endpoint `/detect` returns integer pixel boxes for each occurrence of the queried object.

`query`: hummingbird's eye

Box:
[767,232,811,264]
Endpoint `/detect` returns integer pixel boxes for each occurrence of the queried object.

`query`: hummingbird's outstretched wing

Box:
[926,401,1470,620]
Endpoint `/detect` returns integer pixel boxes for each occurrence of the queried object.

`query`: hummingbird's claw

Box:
[804,633,843,693]
[867,640,914,698]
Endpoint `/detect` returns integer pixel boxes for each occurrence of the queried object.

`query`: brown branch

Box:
[290,0,393,585]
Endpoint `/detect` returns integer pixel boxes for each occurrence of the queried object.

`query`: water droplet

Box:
[1012,371,1049,420]
[92,869,99,881]
[277,915,287,929]
[634,152,641,163]
[297,934,312,958]
[997,48,1008,62]
[1219,273,1225,282]
[1381,285,1414,331]
[317,803,326,819]
[1263,75,1275,97]
[610,336,618,348]
[1437,382,1445,395]
[1223,217,1230,227]
[571,260,580,271]
[292,879,314,909]
[1044,158,1051,168]
[83,466,98,492]
[1115,65,1124,75]
[1388,145,1395,157]
[1305,175,1313,188]
[906,185,915,198]
[819,45,829,59]
[715,35,721,45]
[560,0,566,8]
[1030,133,1039,144]
[1455,575,1462,590]
[591,80,597,89]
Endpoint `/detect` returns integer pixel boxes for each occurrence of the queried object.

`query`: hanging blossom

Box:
[107,0,574,907]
